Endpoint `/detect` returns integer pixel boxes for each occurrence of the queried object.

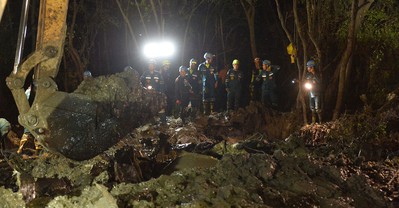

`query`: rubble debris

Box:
[0,186,25,208]
[46,184,118,208]
[0,97,399,207]
[109,153,386,207]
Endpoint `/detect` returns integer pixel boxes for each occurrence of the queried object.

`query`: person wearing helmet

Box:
[175,66,192,124]
[0,118,11,151]
[83,70,92,79]
[187,58,201,118]
[140,59,164,92]
[123,66,133,72]
[256,59,280,108]
[225,59,243,112]
[159,60,175,117]
[198,52,218,115]
[141,59,166,124]
[250,57,262,102]
[305,60,322,124]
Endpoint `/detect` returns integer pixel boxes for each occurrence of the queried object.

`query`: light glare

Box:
[143,41,175,58]
[304,82,313,90]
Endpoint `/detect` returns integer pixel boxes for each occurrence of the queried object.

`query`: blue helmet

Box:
[83,70,92,78]
[306,60,316,67]
[179,65,187,72]
[262,60,271,65]
[124,66,133,71]
[0,118,11,137]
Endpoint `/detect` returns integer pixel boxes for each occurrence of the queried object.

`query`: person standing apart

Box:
[305,60,322,124]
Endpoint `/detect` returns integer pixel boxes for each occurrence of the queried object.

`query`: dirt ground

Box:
[1,73,399,208]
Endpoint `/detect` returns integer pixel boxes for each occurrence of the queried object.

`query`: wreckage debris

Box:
[0,99,398,207]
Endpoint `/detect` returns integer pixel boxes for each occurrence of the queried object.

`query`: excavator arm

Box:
[6,0,165,160]
[7,0,68,137]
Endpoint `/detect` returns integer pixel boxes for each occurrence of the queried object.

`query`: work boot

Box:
[17,133,30,154]
[210,102,215,114]
[317,113,323,124]
[191,107,197,119]
[311,113,316,124]
[203,101,209,115]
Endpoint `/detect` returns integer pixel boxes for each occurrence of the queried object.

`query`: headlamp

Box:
[304,82,313,90]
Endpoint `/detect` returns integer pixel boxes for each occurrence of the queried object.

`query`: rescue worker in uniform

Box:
[83,70,92,79]
[250,57,262,102]
[141,59,166,124]
[257,60,280,108]
[140,59,164,92]
[0,118,11,150]
[305,60,322,124]
[175,66,192,124]
[159,60,175,116]
[225,59,243,112]
[198,52,218,115]
[187,58,201,118]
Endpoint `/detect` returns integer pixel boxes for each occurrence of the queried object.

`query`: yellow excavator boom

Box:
[6,0,165,160]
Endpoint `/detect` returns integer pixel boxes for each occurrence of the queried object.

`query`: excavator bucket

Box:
[28,70,165,160]
[7,0,166,160]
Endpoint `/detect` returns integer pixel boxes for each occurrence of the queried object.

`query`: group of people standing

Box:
[139,52,322,124]
[139,52,312,124]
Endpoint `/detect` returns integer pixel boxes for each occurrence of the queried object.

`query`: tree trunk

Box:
[67,0,84,83]
[201,6,210,49]
[333,0,374,120]
[181,1,203,64]
[293,0,310,124]
[275,0,309,124]
[219,16,227,65]
[149,0,161,36]
[134,0,148,37]
[306,0,321,66]
[115,0,139,51]
[240,0,257,59]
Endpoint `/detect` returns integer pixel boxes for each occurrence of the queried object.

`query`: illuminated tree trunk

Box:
[333,0,374,120]
[240,0,257,60]
[115,0,139,51]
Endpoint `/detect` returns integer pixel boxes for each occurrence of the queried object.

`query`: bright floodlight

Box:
[143,41,175,58]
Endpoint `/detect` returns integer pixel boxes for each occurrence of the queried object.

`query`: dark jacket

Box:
[188,67,202,94]
[226,69,243,92]
[257,65,280,91]
[198,62,218,91]
[175,75,192,101]
[140,70,164,92]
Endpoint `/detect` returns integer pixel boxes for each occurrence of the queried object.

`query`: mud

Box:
[0,84,398,207]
